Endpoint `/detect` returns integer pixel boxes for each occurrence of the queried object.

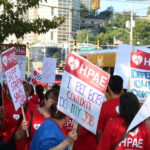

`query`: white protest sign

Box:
[127,95,150,132]
[113,44,132,89]
[42,58,56,83]
[1,44,26,81]
[130,50,150,103]
[1,48,26,111]
[15,45,26,81]
[57,53,110,134]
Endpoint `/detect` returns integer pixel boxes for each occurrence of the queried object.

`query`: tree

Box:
[134,18,150,45]
[0,1,64,43]
[96,11,150,46]
[52,52,61,66]
[80,3,95,17]
[80,3,90,17]
[76,29,96,43]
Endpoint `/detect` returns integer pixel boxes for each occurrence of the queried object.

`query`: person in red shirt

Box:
[145,117,150,130]
[97,75,123,136]
[23,82,40,105]
[0,83,22,142]
[97,92,150,150]
[73,75,123,150]
[14,88,59,150]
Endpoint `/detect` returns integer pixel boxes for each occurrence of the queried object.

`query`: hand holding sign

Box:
[58,52,110,134]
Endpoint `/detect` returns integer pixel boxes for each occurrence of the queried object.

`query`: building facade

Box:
[80,0,92,11]
[5,0,80,45]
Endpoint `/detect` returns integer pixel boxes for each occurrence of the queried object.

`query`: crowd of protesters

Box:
[0,74,150,150]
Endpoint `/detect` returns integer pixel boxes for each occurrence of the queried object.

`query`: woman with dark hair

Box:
[14,89,59,150]
[30,105,77,150]
[35,85,44,102]
[97,92,150,150]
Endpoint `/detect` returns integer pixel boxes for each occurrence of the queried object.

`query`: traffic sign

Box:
[79,46,95,51]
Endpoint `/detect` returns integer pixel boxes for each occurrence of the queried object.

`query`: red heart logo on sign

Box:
[132,55,143,65]
[68,56,80,70]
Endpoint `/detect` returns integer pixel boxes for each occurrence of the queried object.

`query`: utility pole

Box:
[130,0,134,46]
[126,0,135,50]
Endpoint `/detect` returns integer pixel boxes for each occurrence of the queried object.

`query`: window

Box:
[51,32,54,40]
[51,8,54,15]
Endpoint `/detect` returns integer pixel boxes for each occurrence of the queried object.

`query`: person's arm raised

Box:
[49,129,77,150]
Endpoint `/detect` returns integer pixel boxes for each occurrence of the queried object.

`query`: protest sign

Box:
[28,68,42,85]
[0,44,26,80]
[113,44,132,89]
[15,45,26,81]
[42,58,56,83]
[1,48,26,110]
[130,50,150,103]
[57,53,110,134]
[127,95,150,132]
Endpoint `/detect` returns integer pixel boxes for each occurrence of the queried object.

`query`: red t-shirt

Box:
[24,103,47,150]
[28,94,40,105]
[97,118,150,150]
[73,127,97,150]
[2,95,22,141]
[98,97,120,131]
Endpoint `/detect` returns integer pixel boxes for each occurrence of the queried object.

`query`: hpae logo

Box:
[132,54,143,65]
[131,51,150,70]
[2,51,17,68]
[68,56,80,70]
[66,53,110,93]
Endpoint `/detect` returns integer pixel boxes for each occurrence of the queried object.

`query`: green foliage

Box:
[80,3,90,17]
[96,32,113,45]
[0,0,65,43]
[110,12,130,29]
[76,29,96,43]
[95,11,150,46]
[52,52,61,65]
[134,18,150,45]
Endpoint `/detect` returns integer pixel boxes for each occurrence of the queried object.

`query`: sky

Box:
[99,0,150,16]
